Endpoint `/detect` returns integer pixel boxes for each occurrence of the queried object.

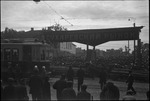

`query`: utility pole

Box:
[128,17,136,69]
[86,44,89,62]
[133,22,136,68]
[128,40,130,54]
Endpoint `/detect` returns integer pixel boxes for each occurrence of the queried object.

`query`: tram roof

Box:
[1,42,49,46]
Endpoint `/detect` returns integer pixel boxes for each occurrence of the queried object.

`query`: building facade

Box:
[60,42,76,55]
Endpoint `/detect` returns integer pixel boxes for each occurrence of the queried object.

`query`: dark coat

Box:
[99,70,107,83]
[3,85,17,100]
[61,88,76,100]
[1,86,4,100]
[126,74,134,85]
[53,79,67,100]
[77,91,91,100]
[66,68,74,81]
[16,85,29,100]
[77,69,85,84]
[29,74,43,96]
[43,80,51,100]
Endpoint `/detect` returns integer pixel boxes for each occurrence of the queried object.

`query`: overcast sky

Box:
[1,0,149,51]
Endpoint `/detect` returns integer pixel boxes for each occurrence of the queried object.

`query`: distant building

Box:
[60,42,76,55]
[95,49,105,57]
[76,47,86,58]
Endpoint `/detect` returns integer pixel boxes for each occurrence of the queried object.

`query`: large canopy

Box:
[8,26,143,46]
[43,26,143,46]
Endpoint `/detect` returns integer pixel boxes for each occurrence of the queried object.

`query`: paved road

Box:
[26,77,149,100]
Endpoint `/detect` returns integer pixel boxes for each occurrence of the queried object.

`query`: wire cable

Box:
[42,0,73,26]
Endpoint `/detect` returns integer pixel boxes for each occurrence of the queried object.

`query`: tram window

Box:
[41,50,45,60]
[4,48,11,61]
[12,49,19,61]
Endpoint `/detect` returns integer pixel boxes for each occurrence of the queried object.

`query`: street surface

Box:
[26,77,149,100]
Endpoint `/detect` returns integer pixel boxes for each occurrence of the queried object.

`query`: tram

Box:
[1,39,53,76]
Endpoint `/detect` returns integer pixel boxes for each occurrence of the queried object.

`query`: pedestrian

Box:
[41,66,47,78]
[66,66,74,82]
[53,74,67,100]
[77,84,91,100]
[1,80,4,100]
[16,79,29,101]
[126,70,136,95]
[29,67,43,101]
[99,67,107,90]
[7,62,13,78]
[61,81,76,100]
[3,78,17,100]
[43,76,51,101]
[100,82,120,100]
[77,67,85,92]
[15,64,21,83]
[146,91,149,100]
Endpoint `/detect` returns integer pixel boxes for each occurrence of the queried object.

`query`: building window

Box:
[4,48,11,61]
[12,49,19,61]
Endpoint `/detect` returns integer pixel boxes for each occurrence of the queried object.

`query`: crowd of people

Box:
[1,65,149,101]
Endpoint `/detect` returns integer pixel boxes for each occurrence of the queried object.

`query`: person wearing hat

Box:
[41,66,47,78]
[61,81,76,100]
[77,67,85,92]
[3,78,17,100]
[66,66,74,82]
[77,84,91,100]
[29,66,43,101]
[53,74,67,100]
[16,79,29,101]
[126,70,136,95]
[100,82,120,100]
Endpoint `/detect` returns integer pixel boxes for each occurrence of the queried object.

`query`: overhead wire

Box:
[42,0,73,26]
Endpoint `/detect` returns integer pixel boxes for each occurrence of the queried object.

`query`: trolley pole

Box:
[86,44,89,62]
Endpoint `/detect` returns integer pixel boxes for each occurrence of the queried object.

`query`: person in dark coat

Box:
[7,62,13,78]
[77,85,91,100]
[66,66,74,82]
[42,76,51,101]
[41,66,47,78]
[29,68,43,101]
[61,81,76,101]
[16,79,29,101]
[77,67,85,92]
[1,80,4,100]
[146,91,149,100]
[100,82,120,100]
[126,70,136,95]
[3,78,17,100]
[99,68,107,90]
[53,75,67,100]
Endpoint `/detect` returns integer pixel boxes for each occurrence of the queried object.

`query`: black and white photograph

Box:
[1,0,149,100]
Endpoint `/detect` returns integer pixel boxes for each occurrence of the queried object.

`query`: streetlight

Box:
[128,17,136,27]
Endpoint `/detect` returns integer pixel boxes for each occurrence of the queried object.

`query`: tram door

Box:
[23,45,32,61]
